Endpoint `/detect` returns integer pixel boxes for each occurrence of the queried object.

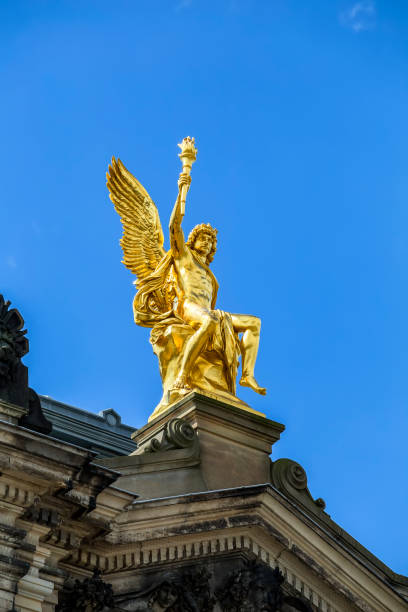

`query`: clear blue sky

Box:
[1,0,407,574]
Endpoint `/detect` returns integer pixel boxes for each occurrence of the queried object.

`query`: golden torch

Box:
[178,136,197,215]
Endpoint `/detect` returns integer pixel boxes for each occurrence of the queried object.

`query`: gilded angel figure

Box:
[107,139,266,420]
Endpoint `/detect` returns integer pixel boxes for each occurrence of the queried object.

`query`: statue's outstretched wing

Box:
[107,157,166,285]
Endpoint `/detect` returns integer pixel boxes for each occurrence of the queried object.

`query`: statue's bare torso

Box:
[175,250,213,311]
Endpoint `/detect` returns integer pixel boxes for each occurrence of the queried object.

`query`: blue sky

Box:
[1,0,407,574]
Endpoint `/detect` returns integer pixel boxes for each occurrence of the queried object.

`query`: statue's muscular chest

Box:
[175,254,214,305]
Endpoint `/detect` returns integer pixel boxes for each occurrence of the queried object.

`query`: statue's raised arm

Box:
[169,174,191,259]
[169,137,197,258]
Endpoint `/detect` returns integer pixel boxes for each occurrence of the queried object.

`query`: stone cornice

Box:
[65,484,407,612]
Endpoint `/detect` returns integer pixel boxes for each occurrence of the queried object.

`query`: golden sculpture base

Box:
[149,387,265,422]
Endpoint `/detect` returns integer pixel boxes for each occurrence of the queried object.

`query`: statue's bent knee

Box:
[253,316,261,332]
[245,315,261,333]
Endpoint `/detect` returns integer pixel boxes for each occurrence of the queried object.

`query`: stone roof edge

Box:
[268,484,408,594]
[129,483,408,593]
[43,410,136,452]
[39,394,136,433]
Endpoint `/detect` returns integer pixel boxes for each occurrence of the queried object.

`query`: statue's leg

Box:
[231,314,266,395]
[173,301,219,389]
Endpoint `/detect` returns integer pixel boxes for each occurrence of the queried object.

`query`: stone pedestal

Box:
[137,392,284,490]
[101,392,284,497]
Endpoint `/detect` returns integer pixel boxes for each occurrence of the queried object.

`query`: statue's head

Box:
[186,223,218,264]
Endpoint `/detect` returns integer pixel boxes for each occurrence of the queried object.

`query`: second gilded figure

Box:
[107,137,266,420]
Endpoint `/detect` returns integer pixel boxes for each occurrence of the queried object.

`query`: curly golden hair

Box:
[186,223,218,264]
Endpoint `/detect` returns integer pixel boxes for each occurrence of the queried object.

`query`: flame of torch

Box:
[178,136,197,215]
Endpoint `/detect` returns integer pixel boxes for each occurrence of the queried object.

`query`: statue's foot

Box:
[239,375,266,395]
[172,374,192,391]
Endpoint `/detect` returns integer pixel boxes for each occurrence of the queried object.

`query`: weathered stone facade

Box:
[0,296,407,611]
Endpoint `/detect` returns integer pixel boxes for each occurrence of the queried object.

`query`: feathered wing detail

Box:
[107,157,166,286]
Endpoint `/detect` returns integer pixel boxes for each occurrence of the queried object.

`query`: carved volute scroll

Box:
[143,417,197,453]
[271,458,326,514]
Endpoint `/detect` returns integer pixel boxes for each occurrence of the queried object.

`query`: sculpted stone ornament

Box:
[0,294,52,431]
[0,294,28,398]
[143,417,197,453]
[216,561,285,612]
[107,138,266,420]
[121,581,178,610]
[271,458,327,515]
[119,566,215,611]
[56,569,115,612]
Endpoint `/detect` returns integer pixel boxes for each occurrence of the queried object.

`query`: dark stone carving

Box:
[179,566,215,611]
[124,580,179,610]
[0,295,52,430]
[216,561,284,611]
[118,563,314,611]
[83,561,314,612]
[56,569,115,612]
[0,295,29,407]
[271,458,326,514]
[19,388,52,435]
[117,566,215,611]
[0,295,28,385]
[144,417,196,453]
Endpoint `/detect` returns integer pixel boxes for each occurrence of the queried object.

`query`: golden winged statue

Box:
[107,138,266,420]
